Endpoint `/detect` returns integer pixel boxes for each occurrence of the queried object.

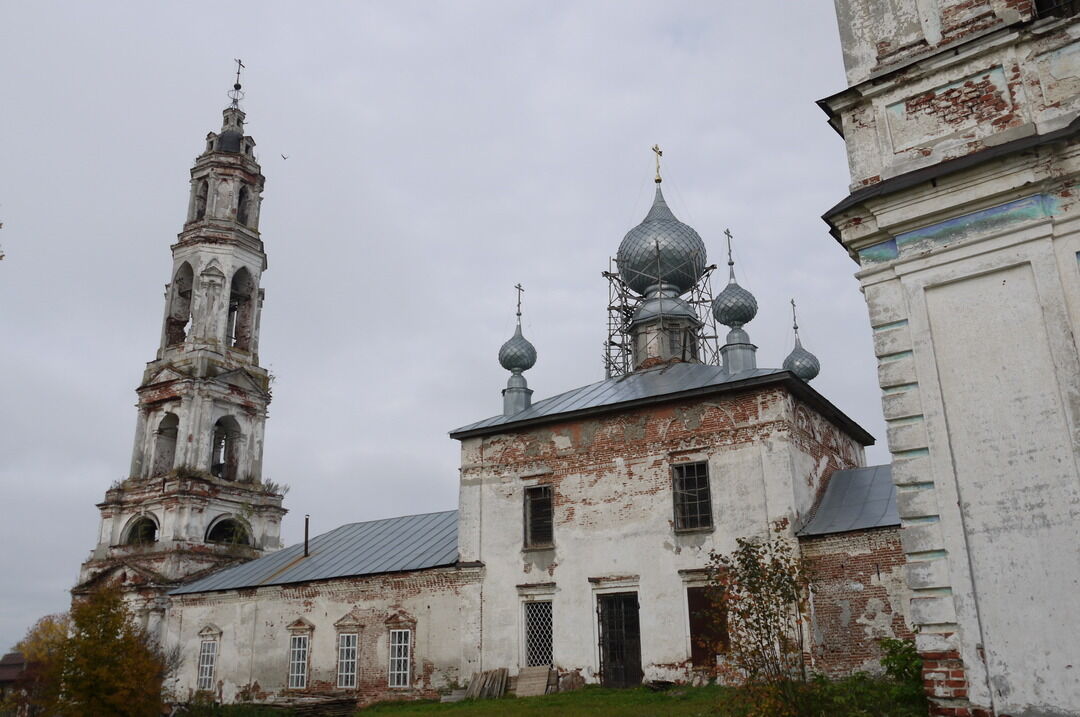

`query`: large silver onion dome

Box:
[713,281,758,328]
[616,186,706,296]
[498,324,537,372]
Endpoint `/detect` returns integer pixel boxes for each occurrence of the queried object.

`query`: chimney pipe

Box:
[304,514,310,557]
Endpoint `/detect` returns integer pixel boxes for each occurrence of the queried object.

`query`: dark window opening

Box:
[226,267,254,350]
[194,180,209,220]
[1035,0,1080,18]
[211,416,241,481]
[524,601,553,667]
[165,263,194,345]
[524,485,554,548]
[597,592,642,688]
[673,462,712,531]
[237,185,250,226]
[126,517,158,545]
[207,518,249,545]
[687,585,728,667]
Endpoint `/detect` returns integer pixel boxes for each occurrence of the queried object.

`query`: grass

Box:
[362,684,728,716]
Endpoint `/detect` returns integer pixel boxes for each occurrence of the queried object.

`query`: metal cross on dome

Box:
[652,144,663,183]
[228,58,246,106]
[515,283,524,320]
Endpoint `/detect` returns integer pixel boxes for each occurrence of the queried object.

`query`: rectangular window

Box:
[524,485,554,548]
[673,462,712,531]
[288,634,309,689]
[687,586,728,667]
[388,629,411,688]
[336,633,358,689]
[196,640,217,690]
[523,600,553,667]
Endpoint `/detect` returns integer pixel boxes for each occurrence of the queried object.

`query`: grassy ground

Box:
[361,685,728,717]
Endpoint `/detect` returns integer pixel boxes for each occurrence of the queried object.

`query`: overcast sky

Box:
[0,1,879,651]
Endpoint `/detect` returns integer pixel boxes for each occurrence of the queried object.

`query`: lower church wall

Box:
[165,565,482,708]
[800,526,913,676]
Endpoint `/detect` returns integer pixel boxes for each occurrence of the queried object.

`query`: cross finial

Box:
[652,144,663,184]
[514,283,524,322]
[724,228,735,267]
[791,298,799,332]
[228,59,246,107]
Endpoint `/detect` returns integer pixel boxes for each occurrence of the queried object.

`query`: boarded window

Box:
[196,640,217,690]
[524,485,553,548]
[388,629,411,688]
[524,601,553,667]
[288,634,308,689]
[687,586,728,667]
[673,462,712,531]
[337,633,358,689]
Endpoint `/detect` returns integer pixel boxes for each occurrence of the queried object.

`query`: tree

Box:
[11,586,173,716]
[705,519,812,715]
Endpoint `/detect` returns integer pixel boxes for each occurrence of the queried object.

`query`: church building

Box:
[79,77,914,709]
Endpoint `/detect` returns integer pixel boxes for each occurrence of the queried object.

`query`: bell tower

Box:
[76,72,286,627]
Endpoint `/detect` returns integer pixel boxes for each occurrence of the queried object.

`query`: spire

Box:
[712,229,758,373]
[783,299,821,381]
[499,284,537,416]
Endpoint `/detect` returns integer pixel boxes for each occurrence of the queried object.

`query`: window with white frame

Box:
[196,639,218,690]
[523,600,553,667]
[388,629,411,688]
[288,634,309,689]
[337,632,358,689]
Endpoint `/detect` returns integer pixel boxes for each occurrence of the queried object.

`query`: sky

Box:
[0,1,880,652]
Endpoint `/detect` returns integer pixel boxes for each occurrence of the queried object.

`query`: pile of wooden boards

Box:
[463,668,509,699]
[514,666,557,697]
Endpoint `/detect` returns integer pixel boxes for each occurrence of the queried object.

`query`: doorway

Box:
[597,592,642,688]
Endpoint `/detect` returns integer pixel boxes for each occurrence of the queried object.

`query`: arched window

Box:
[226,267,255,351]
[126,516,158,545]
[211,416,241,481]
[206,517,250,546]
[237,185,250,226]
[194,180,209,221]
[151,412,179,476]
[165,263,194,346]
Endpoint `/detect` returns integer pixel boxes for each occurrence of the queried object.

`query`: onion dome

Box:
[712,231,758,328]
[616,185,707,296]
[630,292,699,327]
[783,299,820,381]
[498,323,537,372]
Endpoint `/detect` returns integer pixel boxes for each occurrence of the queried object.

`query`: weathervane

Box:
[228,58,246,106]
[652,144,663,184]
[514,283,524,322]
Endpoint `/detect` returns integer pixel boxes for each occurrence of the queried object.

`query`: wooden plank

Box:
[515,666,551,697]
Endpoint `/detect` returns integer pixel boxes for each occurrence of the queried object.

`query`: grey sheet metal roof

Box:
[452,364,784,437]
[172,510,458,595]
[450,363,874,445]
[799,465,898,537]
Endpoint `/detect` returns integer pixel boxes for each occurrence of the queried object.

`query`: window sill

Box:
[674,526,714,535]
[522,545,555,553]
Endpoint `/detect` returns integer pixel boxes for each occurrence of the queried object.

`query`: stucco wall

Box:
[458,384,865,684]
[166,566,481,707]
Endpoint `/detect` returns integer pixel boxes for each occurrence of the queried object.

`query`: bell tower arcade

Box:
[76,77,286,625]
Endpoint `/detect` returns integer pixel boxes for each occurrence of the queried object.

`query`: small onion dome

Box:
[713,279,758,328]
[630,293,699,327]
[498,323,537,372]
[616,186,707,296]
[784,339,820,381]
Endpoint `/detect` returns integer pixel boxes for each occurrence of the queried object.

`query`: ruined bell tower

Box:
[76,74,286,629]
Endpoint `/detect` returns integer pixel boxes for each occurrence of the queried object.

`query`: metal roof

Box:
[798,465,899,537]
[172,510,458,595]
[450,363,874,445]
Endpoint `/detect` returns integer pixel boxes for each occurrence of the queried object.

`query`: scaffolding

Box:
[603,260,722,379]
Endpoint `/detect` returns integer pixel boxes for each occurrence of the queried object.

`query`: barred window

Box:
[673,462,712,531]
[288,634,308,689]
[524,485,553,548]
[196,640,217,690]
[388,629,411,688]
[524,601,553,667]
[337,633,358,689]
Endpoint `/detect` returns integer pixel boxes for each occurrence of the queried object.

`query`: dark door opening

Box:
[597,592,643,688]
